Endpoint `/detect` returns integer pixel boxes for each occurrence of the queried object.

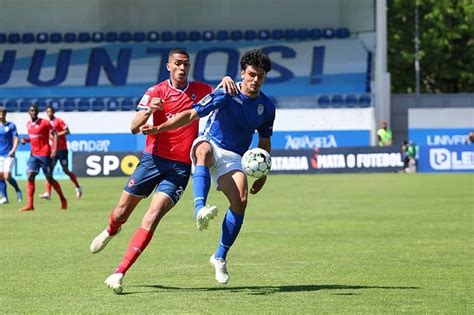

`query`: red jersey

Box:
[27,118,53,156]
[49,117,68,151]
[137,80,213,164]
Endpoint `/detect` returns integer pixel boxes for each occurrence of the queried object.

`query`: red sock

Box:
[50,180,66,200]
[115,228,153,274]
[68,172,80,188]
[45,181,52,195]
[26,179,35,208]
[107,209,125,236]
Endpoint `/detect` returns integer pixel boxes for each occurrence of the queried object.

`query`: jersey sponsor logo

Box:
[4,126,9,132]
[257,104,264,115]
[139,94,150,106]
[198,94,212,106]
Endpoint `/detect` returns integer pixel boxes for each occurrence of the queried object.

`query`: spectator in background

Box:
[377,121,393,147]
[20,104,67,211]
[0,107,23,204]
[466,131,474,144]
[402,140,419,173]
[39,105,82,200]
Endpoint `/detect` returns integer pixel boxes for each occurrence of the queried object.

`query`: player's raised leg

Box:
[90,191,142,253]
[210,170,248,284]
[105,192,174,294]
[193,141,218,230]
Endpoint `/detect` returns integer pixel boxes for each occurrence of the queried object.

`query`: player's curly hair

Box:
[240,49,272,73]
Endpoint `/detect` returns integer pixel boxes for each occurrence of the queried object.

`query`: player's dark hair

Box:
[29,104,39,112]
[0,106,6,114]
[240,49,272,73]
[45,105,56,112]
[168,48,189,58]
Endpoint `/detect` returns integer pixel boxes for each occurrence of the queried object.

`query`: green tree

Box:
[387,0,474,93]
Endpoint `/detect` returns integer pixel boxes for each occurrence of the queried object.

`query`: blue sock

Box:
[0,180,7,200]
[193,165,211,218]
[7,177,20,192]
[215,208,244,260]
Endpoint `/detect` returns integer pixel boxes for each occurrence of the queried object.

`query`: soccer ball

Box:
[241,148,271,178]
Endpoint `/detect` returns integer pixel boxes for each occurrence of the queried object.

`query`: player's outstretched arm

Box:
[142,108,199,135]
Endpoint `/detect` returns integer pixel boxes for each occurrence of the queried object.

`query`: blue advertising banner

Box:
[409,128,471,146]
[13,151,71,180]
[258,130,371,150]
[418,145,474,173]
[17,133,144,153]
[1,39,368,98]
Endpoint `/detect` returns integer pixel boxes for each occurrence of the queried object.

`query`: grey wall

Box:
[0,0,374,33]
[391,93,474,144]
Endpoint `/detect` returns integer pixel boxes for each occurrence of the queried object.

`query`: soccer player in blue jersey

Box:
[146,49,276,284]
[0,107,23,204]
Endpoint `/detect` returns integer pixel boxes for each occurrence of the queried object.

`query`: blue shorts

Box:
[27,155,53,176]
[124,153,191,205]
[52,149,69,169]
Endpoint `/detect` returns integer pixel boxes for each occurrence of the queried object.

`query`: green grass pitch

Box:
[1,173,472,313]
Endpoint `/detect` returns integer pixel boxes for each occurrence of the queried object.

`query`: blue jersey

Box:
[0,122,18,157]
[193,87,276,156]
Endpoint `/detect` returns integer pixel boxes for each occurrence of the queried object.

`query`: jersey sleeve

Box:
[10,123,18,137]
[58,118,67,130]
[192,88,231,118]
[257,105,275,138]
[136,86,158,111]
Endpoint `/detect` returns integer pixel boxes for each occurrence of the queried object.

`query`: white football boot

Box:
[39,192,51,200]
[196,205,218,231]
[90,227,121,253]
[0,197,8,204]
[75,186,83,199]
[104,273,124,294]
[209,254,229,284]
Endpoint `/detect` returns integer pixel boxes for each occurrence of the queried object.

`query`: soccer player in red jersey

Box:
[39,106,82,200]
[89,48,237,293]
[20,104,68,211]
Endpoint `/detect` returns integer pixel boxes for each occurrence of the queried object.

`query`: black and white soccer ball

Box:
[241,148,271,179]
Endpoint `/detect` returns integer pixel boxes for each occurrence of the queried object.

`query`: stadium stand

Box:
[8,33,21,44]
[318,95,330,108]
[106,99,120,111]
[0,28,369,111]
[105,32,118,42]
[118,32,132,42]
[22,33,35,44]
[5,100,18,112]
[175,31,187,42]
[63,99,76,112]
[92,99,105,111]
[358,95,372,107]
[50,33,62,43]
[64,32,77,43]
[120,98,135,111]
[36,33,49,43]
[147,31,159,41]
[133,32,146,42]
[78,99,91,111]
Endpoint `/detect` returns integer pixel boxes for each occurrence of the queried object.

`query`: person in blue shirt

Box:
[142,49,276,284]
[0,107,23,204]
